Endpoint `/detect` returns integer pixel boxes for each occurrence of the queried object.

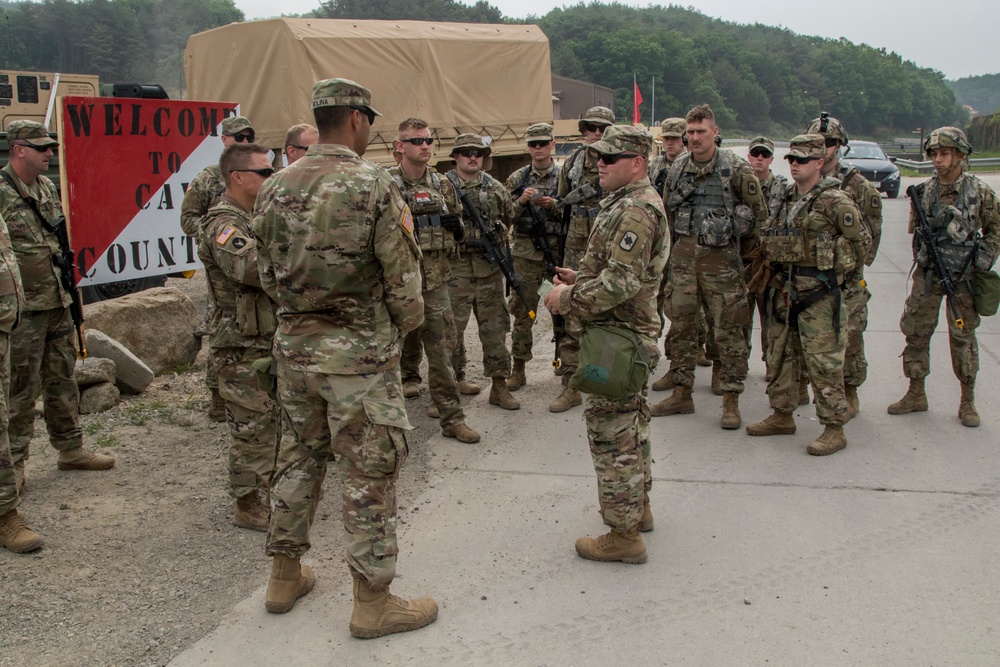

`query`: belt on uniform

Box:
[774,264,842,342]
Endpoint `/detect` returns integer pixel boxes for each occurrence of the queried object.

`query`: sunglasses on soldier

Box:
[749,148,772,158]
[455,149,485,159]
[591,151,640,165]
[401,137,435,146]
[527,140,551,148]
[13,142,55,152]
[785,155,819,165]
[350,106,377,125]
[233,131,256,143]
[824,138,840,148]
[231,167,275,178]
[583,123,606,134]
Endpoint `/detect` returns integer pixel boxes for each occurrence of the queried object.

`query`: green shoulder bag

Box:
[971,269,1000,317]
[569,322,651,400]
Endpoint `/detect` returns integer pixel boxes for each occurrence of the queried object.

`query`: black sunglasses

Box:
[288,144,311,151]
[583,123,607,133]
[14,142,55,152]
[824,138,840,148]
[233,132,256,143]
[749,148,772,158]
[401,137,434,146]
[592,151,640,165]
[351,106,376,125]
[455,149,485,159]
[785,155,819,165]
[231,167,275,178]
[527,140,551,148]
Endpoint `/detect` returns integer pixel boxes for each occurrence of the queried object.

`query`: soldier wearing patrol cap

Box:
[648,117,688,197]
[0,120,114,495]
[252,78,437,637]
[550,105,615,413]
[746,133,864,456]
[544,124,669,564]
[887,127,1000,427]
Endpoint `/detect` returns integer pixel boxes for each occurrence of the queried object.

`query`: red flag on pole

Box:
[633,79,643,124]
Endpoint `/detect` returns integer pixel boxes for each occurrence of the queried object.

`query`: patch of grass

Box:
[125,400,183,427]
[95,433,120,449]
[84,421,103,436]
[163,361,198,375]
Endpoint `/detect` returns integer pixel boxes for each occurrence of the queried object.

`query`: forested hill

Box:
[947,74,1000,117]
[0,0,965,137]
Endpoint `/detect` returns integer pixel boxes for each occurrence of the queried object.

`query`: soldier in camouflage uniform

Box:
[252,79,437,637]
[807,115,883,418]
[887,127,1000,428]
[544,125,669,564]
[0,121,114,483]
[504,123,563,390]
[650,105,765,430]
[746,134,863,456]
[197,142,277,532]
[0,207,43,553]
[181,115,256,422]
[445,135,519,411]
[550,106,615,413]
[388,119,481,443]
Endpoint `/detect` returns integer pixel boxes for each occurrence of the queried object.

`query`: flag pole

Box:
[651,76,655,126]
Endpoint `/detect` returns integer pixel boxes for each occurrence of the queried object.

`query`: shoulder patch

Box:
[843,211,854,227]
[231,236,247,250]
[216,226,236,245]
[619,231,639,251]
[401,206,414,235]
[748,181,758,196]
[871,195,881,210]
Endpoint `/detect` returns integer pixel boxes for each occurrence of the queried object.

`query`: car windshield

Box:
[841,144,887,160]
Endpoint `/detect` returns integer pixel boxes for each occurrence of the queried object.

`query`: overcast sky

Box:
[233,0,996,80]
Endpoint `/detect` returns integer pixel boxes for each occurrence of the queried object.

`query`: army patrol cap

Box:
[748,136,775,153]
[6,120,58,148]
[311,78,382,117]
[807,114,849,145]
[221,116,254,136]
[924,126,972,156]
[589,125,653,158]
[785,134,826,160]
[451,133,492,157]
[578,106,615,132]
[659,117,687,138]
[525,123,554,143]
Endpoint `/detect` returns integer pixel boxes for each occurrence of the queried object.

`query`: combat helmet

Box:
[807,113,849,146]
[578,106,615,133]
[924,126,973,157]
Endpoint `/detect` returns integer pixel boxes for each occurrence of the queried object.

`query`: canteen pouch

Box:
[569,323,651,400]
[971,269,1000,317]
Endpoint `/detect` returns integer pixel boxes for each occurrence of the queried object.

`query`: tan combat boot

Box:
[798,377,811,405]
[745,410,796,436]
[57,447,115,471]
[649,386,694,417]
[489,377,520,410]
[507,360,526,391]
[651,369,677,392]
[548,385,582,413]
[265,554,315,613]
[639,492,653,533]
[959,381,980,428]
[845,384,860,419]
[0,510,44,553]
[350,578,439,639]
[457,379,481,396]
[442,421,480,443]
[711,362,723,396]
[720,392,741,430]
[233,491,269,532]
[807,424,847,456]
[887,378,928,415]
[402,381,421,399]
[427,402,439,419]
[13,460,25,495]
[697,347,712,367]
[575,528,647,564]
[208,387,227,422]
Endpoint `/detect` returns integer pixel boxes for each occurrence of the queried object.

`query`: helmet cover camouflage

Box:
[807,115,849,145]
[924,126,972,157]
[578,106,615,132]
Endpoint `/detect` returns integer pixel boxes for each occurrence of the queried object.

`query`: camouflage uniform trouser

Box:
[585,387,652,534]
[268,364,409,589]
[665,307,709,360]
[399,284,464,428]
[841,280,871,387]
[556,247,587,383]
[743,289,768,362]
[899,266,980,384]
[213,346,277,500]
[0,332,19,517]
[448,270,511,380]
[665,238,750,392]
[9,307,83,463]
[764,284,849,426]
[509,257,550,363]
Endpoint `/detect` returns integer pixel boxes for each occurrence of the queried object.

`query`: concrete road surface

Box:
[170,173,1000,667]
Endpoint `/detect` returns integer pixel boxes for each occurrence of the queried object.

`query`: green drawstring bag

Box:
[971,270,1000,317]
[570,322,651,400]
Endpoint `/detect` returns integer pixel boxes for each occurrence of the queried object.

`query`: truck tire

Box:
[80,275,168,304]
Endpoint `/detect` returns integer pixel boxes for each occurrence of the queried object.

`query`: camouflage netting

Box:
[968,110,1000,152]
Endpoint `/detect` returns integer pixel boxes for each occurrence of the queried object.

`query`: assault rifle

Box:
[907,184,964,329]
[446,172,535,320]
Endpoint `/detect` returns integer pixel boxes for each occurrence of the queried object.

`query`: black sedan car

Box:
[839,140,901,198]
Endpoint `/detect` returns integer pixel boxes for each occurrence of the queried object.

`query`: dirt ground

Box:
[0,273,447,667]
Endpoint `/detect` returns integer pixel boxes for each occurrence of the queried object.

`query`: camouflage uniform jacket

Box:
[387,165,462,293]
[198,195,276,351]
[0,214,24,334]
[760,171,789,223]
[647,151,686,195]
[0,164,71,311]
[556,176,670,358]
[505,163,562,262]
[449,170,514,278]
[831,160,883,267]
[252,144,424,375]
[181,164,225,236]
[557,146,603,252]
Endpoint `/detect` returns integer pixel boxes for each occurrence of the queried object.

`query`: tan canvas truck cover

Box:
[184,18,553,167]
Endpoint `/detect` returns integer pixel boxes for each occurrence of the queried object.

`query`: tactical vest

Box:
[915,177,981,276]
[391,170,459,254]
[666,151,738,247]
[511,165,563,236]
[564,147,602,231]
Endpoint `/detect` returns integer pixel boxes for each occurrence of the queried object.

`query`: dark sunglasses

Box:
[351,106,376,125]
[785,155,819,165]
[583,123,607,133]
[455,149,485,159]
[14,142,55,152]
[231,167,275,178]
[527,140,551,148]
[748,148,772,158]
[592,152,640,165]
[233,132,256,143]
[824,138,840,148]
[401,137,434,146]
[288,144,311,151]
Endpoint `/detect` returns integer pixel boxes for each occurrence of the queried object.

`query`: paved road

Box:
[171,173,1000,667]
